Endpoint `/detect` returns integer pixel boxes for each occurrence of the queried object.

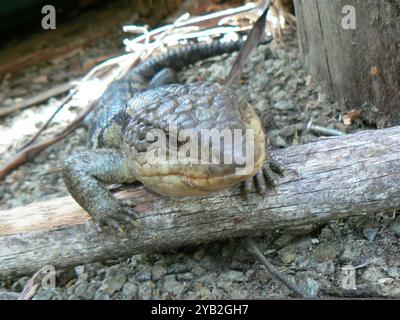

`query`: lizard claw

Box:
[242,179,253,200]
[268,157,285,175]
[92,199,137,233]
[242,157,284,196]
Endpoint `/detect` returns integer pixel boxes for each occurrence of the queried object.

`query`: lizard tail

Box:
[129,37,270,81]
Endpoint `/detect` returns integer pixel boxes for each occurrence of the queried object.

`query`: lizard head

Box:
[125,83,266,196]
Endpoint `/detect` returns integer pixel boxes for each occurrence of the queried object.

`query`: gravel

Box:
[151,265,167,282]
[1,21,399,299]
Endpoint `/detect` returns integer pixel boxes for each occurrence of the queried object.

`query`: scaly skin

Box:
[63,38,282,231]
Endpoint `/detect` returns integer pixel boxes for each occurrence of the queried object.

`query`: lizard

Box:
[63,37,283,231]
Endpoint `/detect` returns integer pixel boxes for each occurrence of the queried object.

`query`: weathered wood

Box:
[294,0,400,126]
[1,126,400,277]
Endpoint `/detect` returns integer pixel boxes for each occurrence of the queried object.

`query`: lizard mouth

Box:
[136,155,264,196]
[140,171,249,196]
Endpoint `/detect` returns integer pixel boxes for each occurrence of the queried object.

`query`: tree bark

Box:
[1,126,400,278]
[293,0,400,127]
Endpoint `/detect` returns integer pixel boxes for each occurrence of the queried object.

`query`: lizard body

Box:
[63,38,282,230]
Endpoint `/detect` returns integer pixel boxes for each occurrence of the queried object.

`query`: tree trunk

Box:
[293,0,400,127]
[1,126,400,278]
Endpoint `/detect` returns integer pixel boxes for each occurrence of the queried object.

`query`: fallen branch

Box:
[1,126,400,277]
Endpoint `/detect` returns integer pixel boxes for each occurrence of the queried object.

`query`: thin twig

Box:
[20,88,78,150]
[224,2,271,87]
[244,237,309,298]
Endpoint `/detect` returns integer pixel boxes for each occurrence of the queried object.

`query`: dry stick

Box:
[244,237,308,298]
[20,88,78,150]
[224,2,271,87]
[0,82,74,119]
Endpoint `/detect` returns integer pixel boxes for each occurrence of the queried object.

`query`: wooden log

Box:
[293,0,400,126]
[1,126,400,277]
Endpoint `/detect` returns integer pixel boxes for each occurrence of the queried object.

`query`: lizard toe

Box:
[255,170,268,194]
[241,179,253,199]
[242,157,285,198]
[119,199,138,219]
[262,165,276,187]
[268,157,285,175]
[106,217,125,233]
[92,206,136,233]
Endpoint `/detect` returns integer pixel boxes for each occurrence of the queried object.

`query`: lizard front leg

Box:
[63,148,137,231]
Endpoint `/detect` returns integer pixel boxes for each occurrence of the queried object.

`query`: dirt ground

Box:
[0,1,399,299]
